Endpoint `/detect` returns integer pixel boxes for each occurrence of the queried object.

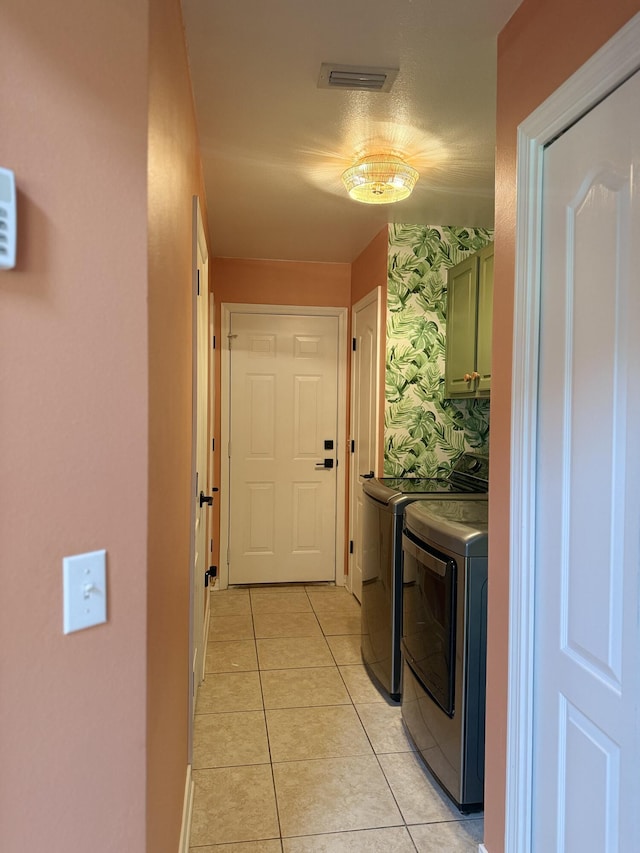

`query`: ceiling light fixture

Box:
[341,154,419,204]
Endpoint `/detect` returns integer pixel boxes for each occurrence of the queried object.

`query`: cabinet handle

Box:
[464,372,472,382]
[472,371,480,381]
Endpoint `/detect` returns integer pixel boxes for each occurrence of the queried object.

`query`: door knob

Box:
[361,471,375,479]
[315,458,334,469]
[199,490,214,507]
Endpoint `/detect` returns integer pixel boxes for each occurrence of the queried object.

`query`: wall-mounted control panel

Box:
[0,168,16,270]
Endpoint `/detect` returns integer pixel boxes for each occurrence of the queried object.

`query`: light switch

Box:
[62,549,107,634]
[0,168,17,271]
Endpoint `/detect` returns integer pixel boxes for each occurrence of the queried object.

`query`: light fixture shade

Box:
[341,155,419,204]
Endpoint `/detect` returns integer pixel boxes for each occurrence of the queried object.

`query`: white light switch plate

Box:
[63,549,107,634]
[0,168,17,270]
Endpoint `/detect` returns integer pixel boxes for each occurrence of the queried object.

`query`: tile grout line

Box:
[263,584,373,849]
[252,586,286,848]
[330,629,416,841]
[294,588,402,849]
[315,598,420,848]
[315,594,423,851]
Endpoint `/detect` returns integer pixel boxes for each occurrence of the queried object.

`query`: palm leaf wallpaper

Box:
[384,224,492,477]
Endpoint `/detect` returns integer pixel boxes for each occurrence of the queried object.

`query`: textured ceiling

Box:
[182,0,521,263]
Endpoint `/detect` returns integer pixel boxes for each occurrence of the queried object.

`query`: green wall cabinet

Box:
[444,243,493,398]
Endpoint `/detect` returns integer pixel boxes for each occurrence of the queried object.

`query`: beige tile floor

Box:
[190,584,483,852]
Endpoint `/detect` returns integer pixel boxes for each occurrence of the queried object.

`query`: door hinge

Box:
[197,268,200,296]
[226,546,230,566]
[351,439,355,453]
[210,538,213,553]
[349,540,354,554]
[212,335,216,349]
[204,566,217,587]
[352,337,356,351]
[212,437,215,452]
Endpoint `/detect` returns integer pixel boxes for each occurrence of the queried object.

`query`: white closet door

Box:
[349,290,380,601]
[532,69,640,852]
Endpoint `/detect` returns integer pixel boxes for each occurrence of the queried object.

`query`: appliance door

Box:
[360,490,400,696]
[401,531,457,716]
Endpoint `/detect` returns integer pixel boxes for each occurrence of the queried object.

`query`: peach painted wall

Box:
[0,2,149,851]
[486,2,640,851]
[351,227,388,305]
[351,226,388,474]
[147,0,210,850]
[213,257,351,307]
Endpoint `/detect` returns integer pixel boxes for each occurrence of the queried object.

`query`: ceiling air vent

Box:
[317,63,398,93]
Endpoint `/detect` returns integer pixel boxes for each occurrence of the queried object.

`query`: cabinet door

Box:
[475,243,493,395]
[445,254,478,398]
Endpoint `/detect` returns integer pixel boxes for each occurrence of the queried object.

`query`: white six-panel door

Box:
[349,289,380,602]
[532,69,640,851]
[227,312,339,585]
[190,198,209,729]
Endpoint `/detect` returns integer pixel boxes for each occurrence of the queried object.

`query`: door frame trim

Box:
[506,13,640,852]
[178,764,194,853]
[347,287,382,595]
[218,302,348,590]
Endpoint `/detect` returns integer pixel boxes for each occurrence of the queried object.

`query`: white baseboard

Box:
[479,844,488,853]
[200,589,211,683]
[178,765,194,853]
[203,588,210,643]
